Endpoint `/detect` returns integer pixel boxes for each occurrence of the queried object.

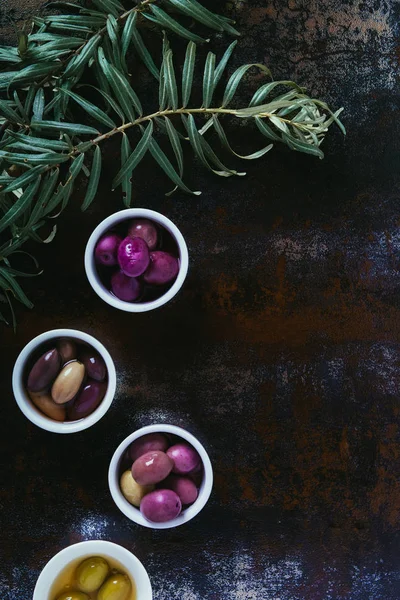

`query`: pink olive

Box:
[131,450,173,485]
[129,433,169,462]
[95,233,122,266]
[162,474,198,505]
[140,489,182,523]
[118,236,150,277]
[111,271,142,302]
[127,219,158,251]
[143,251,179,286]
[166,443,201,475]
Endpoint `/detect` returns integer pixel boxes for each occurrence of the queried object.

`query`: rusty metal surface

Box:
[1,1,400,598]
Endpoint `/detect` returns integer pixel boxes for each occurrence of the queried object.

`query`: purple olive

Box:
[162,474,198,505]
[80,349,107,382]
[143,251,179,286]
[127,219,158,251]
[67,380,106,420]
[111,271,142,302]
[117,236,150,277]
[95,233,122,266]
[131,450,173,485]
[57,338,77,364]
[140,489,182,523]
[166,443,201,475]
[27,348,61,393]
[129,433,169,462]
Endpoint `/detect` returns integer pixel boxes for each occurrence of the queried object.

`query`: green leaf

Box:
[164,117,183,195]
[78,84,126,123]
[24,86,36,115]
[0,100,20,123]
[0,269,33,309]
[249,80,302,107]
[0,165,47,194]
[112,120,153,190]
[13,91,29,121]
[282,133,324,158]
[31,120,99,136]
[32,88,45,121]
[120,134,132,208]
[184,114,241,177]
[0,177,41,234]
[166,0,224,31]
[212,116,273,160]
[64,33,101,78]
[182,41,196,108]
[24,168,60,227]
[98,47,142,121]
[149,136,201,195]
[123,12,160,80]
[203,52,216,109]
[106,15,123,72]
[8,131,70,152]
[222,63,272,107]
[91,0,122,17]
[214,40,237,87]
[255,116,282,142]
[10,62,62,87]
[144,5,207,43]
[164,50,178,110]
[61,89,116,128]
[0,150,70,165]
[82,145,102,210]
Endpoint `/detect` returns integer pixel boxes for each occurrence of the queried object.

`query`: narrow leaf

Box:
[164,50,178,110]
[126,13,160,80]
[0,177,41,234]
[98,47,142,120]
[0,100,20,123]
[166,0,224,31]
[33,88,45,121]
[8,131,70,151]
[144,6,207,43]
[0,269,33,308]
[255,116,282,142]
[214,40,237,87]
[164,117,183,195]
[31,120,99,135]
[222,63,272,107]
[64,33,101,78]
[212,116,273,160]
[82,145,102,210]
[249,80,302,107]
[203,52,216,108]
[112,120,153,190]
[24,168,60,227]
[62,89,116,128]
[149,136,201,195]
[182,41,196,108]
[0,165,47,194]
[120,134,132,208]
[282,133,324,158]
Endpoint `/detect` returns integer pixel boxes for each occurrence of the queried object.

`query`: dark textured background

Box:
[1,1,400,598]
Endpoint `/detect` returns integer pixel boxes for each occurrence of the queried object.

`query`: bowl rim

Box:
[12,328,116,434]
[84,208,189,313]
[32,540,152,600]
[109,424,213,529]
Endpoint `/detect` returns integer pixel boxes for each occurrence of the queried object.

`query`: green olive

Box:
[56,592,89,600]
[97,573,132,600]
[75,556,109,593]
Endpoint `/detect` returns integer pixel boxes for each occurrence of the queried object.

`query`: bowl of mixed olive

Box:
[33,540,152,600]
[12,329,116,433]
[108,424,213,529]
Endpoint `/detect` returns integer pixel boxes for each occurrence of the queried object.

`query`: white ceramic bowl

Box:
[109,424,213,529]
[33,540,152,600]
[84,208,189,312]
[12,328,116,434]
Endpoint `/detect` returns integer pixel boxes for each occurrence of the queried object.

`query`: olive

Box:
[97,574,132,600]
[75,556,109,593]
[67,380,106,420]
[51,361,85,405]
[79,349,107,382]
[56,592,89,600]
[29,391,66,422]
[27,348,60,392]
[57,338,77,364]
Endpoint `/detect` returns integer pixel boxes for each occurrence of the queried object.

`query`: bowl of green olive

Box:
[33,540,152,600]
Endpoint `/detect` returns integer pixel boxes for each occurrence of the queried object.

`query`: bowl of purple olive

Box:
[12,328,116,433]
[84,209,189,312]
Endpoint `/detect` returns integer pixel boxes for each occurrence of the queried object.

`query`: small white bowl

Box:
[12,328,116,434]
[109,424,213,529]
[33,540,152,600]
[84,208,189,312]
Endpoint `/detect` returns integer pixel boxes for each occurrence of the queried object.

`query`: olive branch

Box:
[0,0,345,328]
